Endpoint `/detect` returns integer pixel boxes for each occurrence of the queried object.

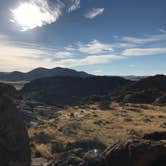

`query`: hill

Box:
[23,76,130,105]
[0,67,91,81]
[114,75,166,105]
[23,74,166,106]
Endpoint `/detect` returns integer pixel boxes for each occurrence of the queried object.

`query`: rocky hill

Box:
[22,74,166,106]
[113,75,166,105]
[23,76,130,106]
[0,67,91,81]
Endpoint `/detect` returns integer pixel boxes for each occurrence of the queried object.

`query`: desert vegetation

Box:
[27,101,166,161]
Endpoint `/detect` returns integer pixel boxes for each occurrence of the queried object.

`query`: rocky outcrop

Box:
[0,95,31,166]
[49,132,166,166]
[154,93,166,105]
[103,139,166,166]
[113,75,166,105]
[143,131,166,141]
[23,76,129,106]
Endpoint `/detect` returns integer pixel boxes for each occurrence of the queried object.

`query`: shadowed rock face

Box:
[114,75,166,105]
[103,139,166,166]
[0,95,31,166]
[23,76,130,106]
[50,136,166,166]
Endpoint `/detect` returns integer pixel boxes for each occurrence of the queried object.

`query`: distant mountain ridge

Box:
[0,67,91,81]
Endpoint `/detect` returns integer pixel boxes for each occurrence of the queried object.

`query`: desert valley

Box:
[0,67,166,165]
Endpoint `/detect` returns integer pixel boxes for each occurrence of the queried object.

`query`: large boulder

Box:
[0,95,31,166]
[102,139,166,166]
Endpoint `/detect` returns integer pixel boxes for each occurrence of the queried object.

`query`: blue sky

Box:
[0,0,166,75]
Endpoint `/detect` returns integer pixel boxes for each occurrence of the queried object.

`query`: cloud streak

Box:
[0,30,166,72]
[54,54,122,67]
[0,35,122,71]
[85,8,104,19]
[123,47,166,56]
[65,40,113,54]
[68,0,80,12]
[54,51,73,59]
[120,33,166,44]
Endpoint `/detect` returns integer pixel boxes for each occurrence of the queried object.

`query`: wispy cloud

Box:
[0,43,50,71]
[55,54,122,67]
[65,40,113,54]
[68,0,80,12]
[0,35,122,71]
[160,29,166,33]
[10,0,64,31]
[1,29,166,72]
[123,48,166,56]
[120,33,166,44]
[54,51,73,59]
[85,8,104,19]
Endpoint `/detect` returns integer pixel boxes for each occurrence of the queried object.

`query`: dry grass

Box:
[29,102,166,158]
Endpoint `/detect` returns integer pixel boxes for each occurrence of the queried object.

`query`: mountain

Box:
[0,67,91,81]
[113,75,166,105]
[23,76,130,106]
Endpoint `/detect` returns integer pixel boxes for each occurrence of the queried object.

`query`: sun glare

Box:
[10,2,56,31]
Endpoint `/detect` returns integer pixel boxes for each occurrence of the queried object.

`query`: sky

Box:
[0,0,166,75]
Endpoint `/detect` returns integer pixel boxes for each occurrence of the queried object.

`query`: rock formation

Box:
[49,132,166,166]
[0,95,31,166]
[102,139,166,166]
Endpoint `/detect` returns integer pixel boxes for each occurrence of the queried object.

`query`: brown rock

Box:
[0,95,31,166]
[143,131,166,141]
[103,139,166,166]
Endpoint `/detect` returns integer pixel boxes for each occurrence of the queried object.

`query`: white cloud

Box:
[65,40,113,54]
[10,0,64,31]
[55,54,122,67]
[0,43,52,71]
[0,35,122,71]
[120,33,166,44]
[1,29,166,72]
[85,8,104,19]
[68,0,80,12]
[54,51,73,59]
[123,48,166,56]
[78,40,113,54]
[160,29,166,33]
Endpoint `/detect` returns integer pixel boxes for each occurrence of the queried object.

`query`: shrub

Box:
[51,142,65,153]
[66,138,106,152]
[99,100,111,110]
[33,132,52,144]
